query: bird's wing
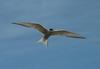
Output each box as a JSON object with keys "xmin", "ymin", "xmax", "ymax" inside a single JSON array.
[
  {"xmin": 51, "ymin": 30, "xmax": 86, "ymax": 39},
  {"xmin": 12, "ymin": 22, "xmax": 48, "ymax": 34}
]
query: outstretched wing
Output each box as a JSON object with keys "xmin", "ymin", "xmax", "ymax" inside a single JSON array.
[
  {"xmin": 12, "ymin": 22, "xmax": 48, "ymax": 34},
  {"xmin": 51, "ymin": 30, "xmax": 86, "ymax": 39}
]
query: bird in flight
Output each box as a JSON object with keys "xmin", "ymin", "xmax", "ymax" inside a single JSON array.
[{"xmin": 12, "ymin": 22, "xmax": 86, "ymax": 47}]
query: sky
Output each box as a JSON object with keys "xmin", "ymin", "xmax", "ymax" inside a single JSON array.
[{"xmin": 0, "ymin": 0, "xmax": 100, "ymax": 69}]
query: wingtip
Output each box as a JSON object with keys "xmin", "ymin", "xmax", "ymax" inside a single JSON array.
[
  {"xmin": 12, "ymin": 22, "xmax": 16, "ymax": 24},
  {"xmin": 80, "ymin": 36, "xmax": 86, "ymax": 39},
  {"xmin": 12, "ymin": 22, "xmax": 20, "ymax": 25}
]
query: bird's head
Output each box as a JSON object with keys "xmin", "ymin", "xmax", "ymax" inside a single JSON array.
[{"xmin": 49, "ymin": 28, "xmax": 53, "ymax": 31}]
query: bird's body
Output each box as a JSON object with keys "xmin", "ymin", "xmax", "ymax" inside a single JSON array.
[{"xmin": 13, "ymin": 22, "xmax": 86, "ymax": 47}]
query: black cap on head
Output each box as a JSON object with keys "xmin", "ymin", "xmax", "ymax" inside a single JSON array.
[{"xmin": 49, "ymin": 28, "xmax": 53, "ymax": 31}]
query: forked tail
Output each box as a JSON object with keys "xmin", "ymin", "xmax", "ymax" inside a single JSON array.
[{"xmin": 37, "ymin": 37, "xmax": 48, "ymax": 47}]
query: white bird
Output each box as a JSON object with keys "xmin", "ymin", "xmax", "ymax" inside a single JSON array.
[{"xmin": 12, "ymin": 22, "xmax": 86, "ymax": 47}]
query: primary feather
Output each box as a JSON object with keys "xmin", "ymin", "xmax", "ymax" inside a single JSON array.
[
  {"xmin": 50, "ymin": 30, "xmax": 86, "ymax": 39},
  {"xmin": 12, "ymin": 22, "xmax": 48, "ymax": 35}
]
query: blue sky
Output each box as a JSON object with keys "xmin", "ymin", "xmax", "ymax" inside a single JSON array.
[{"xmin": 0, "ymin": 0, "xmax": 100, "ymax": 69}]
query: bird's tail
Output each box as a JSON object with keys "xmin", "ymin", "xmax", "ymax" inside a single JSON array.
[{"xmin": 37, "ymin": 37, "xmax": 48, "ymax": 47}]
